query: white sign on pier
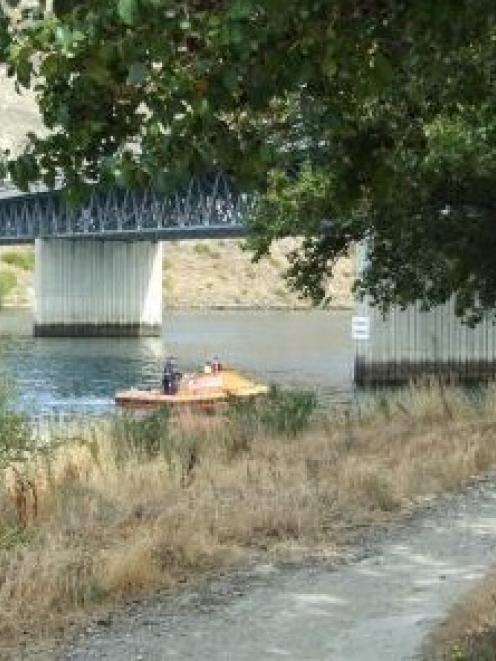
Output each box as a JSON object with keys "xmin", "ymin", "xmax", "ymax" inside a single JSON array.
[{"xmin": 352, "ymin": 316, "xmax": 370, "ymax": 341}]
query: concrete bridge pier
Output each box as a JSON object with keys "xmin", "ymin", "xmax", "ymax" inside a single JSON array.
[{"xmin": 34, "ymin": 239, "xmax": 162, "ymax": 337}]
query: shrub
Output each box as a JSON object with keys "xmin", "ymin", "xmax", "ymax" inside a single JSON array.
[
  {"xmin": 110, "ymin": 409, "xmax": 205, "ymax": 485},
  {"xmin": 227, "ymin": 385, "xmax": 318, "ymax": 451},
  {"xmin": 0, "ymin": 383, "xmax": 31, "ymax": 465},
  {"xmin": 0, "ymin": 270, "xmax": 17, "ymax": 307},
  {"xmin": 193, "ymin": 243, "xmax": 220, "ymax": 258},
  {"xmin": 110, "ymin": 409, "xmax": 172, "ymax": 461},
  {"xmin": 1, "ymin": 250, "xmax": 34, "ymax": 272},
  {"xmin": 259, "ymin": 386, "xmax": 318, "ymax": 437}
]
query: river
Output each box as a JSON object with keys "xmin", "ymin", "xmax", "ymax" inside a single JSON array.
[{"xmin": 0, "ymin": 308, "xmax": 353, "ymax": 416}]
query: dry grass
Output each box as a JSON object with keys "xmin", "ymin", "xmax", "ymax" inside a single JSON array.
[
  {"xmin": 2, "ymin": 385, "xmax": 496, "ymax": 650},
  {"xmin": 427, "ymin": 569, "xmax": 496, "ymax": 660}
]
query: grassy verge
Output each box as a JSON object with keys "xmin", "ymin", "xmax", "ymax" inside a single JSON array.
[
  {"xmin": 427, "ymin": 570, "xmax": 496, "ymax": 660},
  {"xmin": 0, "ymin": 250, "xmax": 34, "ymax": 272},
  {"xmin": 3, "ymin": 385, "xmax": 496, "ymax": 649}
]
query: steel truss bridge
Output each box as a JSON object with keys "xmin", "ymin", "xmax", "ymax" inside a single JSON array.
[{"xmin": 0, "ymin": 173, "xmax": 248, "ymax": 244}]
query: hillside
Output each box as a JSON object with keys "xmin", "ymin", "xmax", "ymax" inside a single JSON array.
[
  {"xmin": 0, "ymin": 67, "xmax": 43, "ymax": 154},
  {"xmin": 165, "ymin": 238, "xmax": 353, "ymax": 309}
]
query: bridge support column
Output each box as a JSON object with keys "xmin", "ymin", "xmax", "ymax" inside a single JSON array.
[{"xmin": 34, "ymin": 239, "xmax": 162, "ymax": 337}]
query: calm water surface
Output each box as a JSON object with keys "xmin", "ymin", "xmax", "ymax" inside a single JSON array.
[{"xmin": 0, "ymin": 309, "xmax": 353, "ymax": 416}]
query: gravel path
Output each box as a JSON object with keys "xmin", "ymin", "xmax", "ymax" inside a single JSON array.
[{"xmin": 62, "ymin": 479, "xmax": 496, "ymax": 661}]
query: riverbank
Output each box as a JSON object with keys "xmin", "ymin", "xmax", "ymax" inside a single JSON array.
[
  {"xmin": 64, "ymin": 472, "xmax": 496, "ymax": 661},
  {"xmin": 0, "ymin": 242, "xmax": 354, "ymax": 311},
  {"xmin": 426, "ymin": 568, "xmax": 496, "ymax": 659},
  {"xmin": 3, "ymin": 385, "xmax": 496, "ymax": 656}
]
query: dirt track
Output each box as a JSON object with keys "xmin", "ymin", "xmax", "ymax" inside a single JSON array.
[{"xmin": 61, "ymin": 477, "xmax": 496, "ymax": 661}]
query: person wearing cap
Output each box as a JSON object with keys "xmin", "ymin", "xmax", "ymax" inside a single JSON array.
[{"xmin": 162, "ymin": 358, "xmax": 182, "ymax": 395}]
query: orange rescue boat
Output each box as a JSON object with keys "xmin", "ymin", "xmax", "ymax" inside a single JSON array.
[{"xmin": 115, "ymin": 368, "xmax": 269, "ymax": 411}]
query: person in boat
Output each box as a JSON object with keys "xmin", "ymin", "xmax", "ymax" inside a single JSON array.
[
  {"xmin": 162, "ymin": 357, "xmax": 182, "ymax": 395},
  {"xmin": 204, "ymin": 357, "xmax": 222, "ymax": 374}
]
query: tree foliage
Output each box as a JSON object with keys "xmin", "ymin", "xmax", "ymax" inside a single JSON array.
[{"xmin": 2, "ymin": 0, "xmax": 496, "ymax": 320}]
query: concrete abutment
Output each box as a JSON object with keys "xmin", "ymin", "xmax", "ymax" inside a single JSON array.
[{"xmin": 34, "ymin": 239, "xmax": 162, "ymax": 337}]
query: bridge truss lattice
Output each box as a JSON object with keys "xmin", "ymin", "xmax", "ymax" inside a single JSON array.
[{"xmin": 0, "ymin": 173, "xmax": 249, "ymax": 244}]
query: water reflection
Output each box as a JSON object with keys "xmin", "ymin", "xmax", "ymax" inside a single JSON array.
[{"xmin": 0, "ymin": 309, "xmax": 353, "ymax": 416}]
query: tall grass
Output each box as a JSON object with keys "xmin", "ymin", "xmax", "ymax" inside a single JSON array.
[{"xmin": 3, "ymin": 385, "xmax": 496, "ymax": 649}]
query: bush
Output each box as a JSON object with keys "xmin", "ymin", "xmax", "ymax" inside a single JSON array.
[
  {"xmin": 0, "ymin": 383, "xmax": 31, "ymax": 465},
  {"xmin": 227, "ymin": 385, "xmax": 318, "ymax": 452},
  {"xmin": 193, "ymin": 243, "xmax": 220, "ymax": 258},
  {"xmin": 261, "ymin": 386, "xmax": 318, "ymax": 437},
  {"xmin": 1, "ymin": 250, "xmax": 34, "ymax": 272},
  {"xmin": 111, "ymin": 409, "xmax": 172, "ymax": 461},
  {"xmin": 110, "ymin": 409, "xmax": 204, "ymax": 485},
  {"xmin": 0, "ymin": 270, "xmax": 17, "ymax": 307},
  {"xmin": 0, "ymin": 412, "xmax": 31, "ymax": 460}
]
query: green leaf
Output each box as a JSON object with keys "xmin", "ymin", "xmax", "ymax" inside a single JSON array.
[
  {"xmin": 230, "ymin": 0, "xmax": 252, "ymax": 21},
  {"xmin": 371, "ymin": 52, "xmax": 393, "ymax": 88},
  {"xmin": 118, "ymin": 0, "xmax": 138, "ymax": 26},
  {"xmin": 55, "ymin": 25, "xmax": 73, "ymax": 51},
  {"xmin": 127, "ymin": 61, "xmax": 147, "ymax": 85}
]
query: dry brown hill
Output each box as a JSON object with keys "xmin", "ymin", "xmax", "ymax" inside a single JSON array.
[
  {"xmin": 0, "ymin": 66, "xmax": 43, "ymax": 154},
  {"xmin": 164, "ymin": 238, "xmax": 353, "ymax": 309}
]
